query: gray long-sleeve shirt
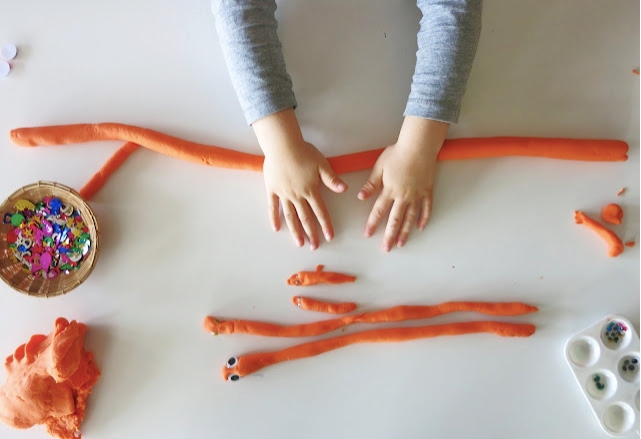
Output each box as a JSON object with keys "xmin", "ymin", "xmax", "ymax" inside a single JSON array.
[{"xmin": 212, "ymin": 0, "xmax": 482, "ymax": 125}]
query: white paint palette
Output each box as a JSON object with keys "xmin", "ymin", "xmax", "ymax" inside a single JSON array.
[{"xmin": 565, "ymin": 315, "xmax": 640, "ymax": 436}]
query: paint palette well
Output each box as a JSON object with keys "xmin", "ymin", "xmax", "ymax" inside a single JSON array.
[{"xmin": 565, "ymin": 315, "xmax": 640, "ymax": 436}]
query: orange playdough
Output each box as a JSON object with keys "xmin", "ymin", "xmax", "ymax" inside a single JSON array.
[
  {"xmin": 575, "ymin": 211, "xmax": 624, "ymax": 257},
  {"xmin": 204, "ymin": 301, "xmax": 538, "ymax": 338},
  {"xmin": 221, "ymin": 321, "xmax": 536, "ymax": 380},
  {"xmin": 9, "ymin": 123, "xmax": 629, "ymax": 200},
  {"xmin": 0, "ymin": 318, "xmax": 100, "ymax": 439},
  {"xmin": 293, "ymin": 296, "xmax": 357, "ymax": 314},
  {"xmin": 9, "ymin": 125, "xmax": 628, "ymax": 171},
  {"xmin": 286, "ymin": 265, "xmax": 356, "ymax": 286},
  {"xmin": 601, "ymin": 203, "xmax": 623, "ymax": 225},
  {"xmin": 79, "ymin": 141, "xmax": 139, "ymax": 200}
]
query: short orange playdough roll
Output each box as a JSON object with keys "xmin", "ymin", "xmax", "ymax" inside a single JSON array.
[{"xmin": 575, "ymin": 211, "xmax": 624, "ymax": 257}]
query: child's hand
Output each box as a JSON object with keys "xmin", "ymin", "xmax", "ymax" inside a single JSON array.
[
  {"xmin": 253, "ymin": 109, "xmax": 348, "ymax": 249},
  {"xmin": 357, "ymin": 117, "xmax": 449, "ymax": 251}
]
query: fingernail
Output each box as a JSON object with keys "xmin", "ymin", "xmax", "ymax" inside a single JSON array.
[
  {"xmin": 397, "ymin": 240, "xmax": 405, "ymax": 248},
  {"xmin": 325, "ymin": 233, "xmax": 332, "ymax": 241},
  {"xmin": 383, "ymin": 244, "xmax": 391, "ymax": 252},
  {"xmin": 364, "ymin": 230, "xmax": 371, "ymax": 238},
  {"xmin": 310, "ymin": 242, "xmax": 318, "ymax": 250},
  {"xmin": 294, "ymin": 238, "xmax": 303, "ymax": 247},
  {"xmin": 357, "ymin": 191, "xmax": 365, "ymax": 199},
  {"xmin": 337, "ymin": 182, "xmax": 347, "ymax": 191}
]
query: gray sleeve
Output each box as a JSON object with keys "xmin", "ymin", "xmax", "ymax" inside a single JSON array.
[
  {"xmin": 211, "ymin": 0, "xmax": 297, "ymax": 125},
  {"xmin": 404, "ymin": 0, "xmax": 482, "ymax": 123}
]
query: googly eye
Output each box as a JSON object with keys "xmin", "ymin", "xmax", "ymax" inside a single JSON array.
[
  {"xmin": 295, "ymin": 297, "xmax": 302, "ymax": 307},
  {"xmin": 295, "ymin": 279, "xmax": 301, "ymax": 285},
  {"xmin": 226, "ymin": 357, "xmax": 238, "ymax": 368},
  {"xmin": 228, "ymin": 374, "xmax": 240, "ymax": 382}
]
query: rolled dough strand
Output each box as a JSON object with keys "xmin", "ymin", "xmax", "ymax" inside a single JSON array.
[
  {"xmin": 222, "ymin": 321, "xmax": 536, "ymax": 380},
  {"xmin": 286, "ymin": 264, "xmax": 356, "ymax": 286},
  {"xmin": 292, "ymin": 296, "xmax": 357, "ymax": 314},
  {"xmin": 601, "ymin": 203, "xmax": 623, "ymax": 225},
  {"xmin": 11, "ymin": 123, "xmax": 264, "ymax": 171},
  {"xmin": 10, "ymin": 124, "xmax": 628, "ymax": 176},
  {"xmin": 79, "ymin": 142, "xmax": 140, "ymax": 200},
  {"xmin": 575, "ymin": 211, "xmax": 624, "ymax": 257},
  {"xmin": 203, "ymin": 301, "xmax": 538, "ymax": 337}
]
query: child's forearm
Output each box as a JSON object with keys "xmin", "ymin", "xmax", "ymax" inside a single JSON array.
[
  {"xmin": 252, "ymin": 108, "xmax": 304, "ymax": 155},
  {"xmin": 397, "ymin": 116, "xmax": 449, "ymax": 155},
  {"xmin": 212, "ymin": 0, "xmax": 297, "ymax": 125},
  {"xmin": 405, "ymin": 0, "xmax": 482, "ymax": 123}
]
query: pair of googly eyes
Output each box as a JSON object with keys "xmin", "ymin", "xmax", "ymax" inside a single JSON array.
[{"xmin": 226, "ymin": 357, "xmax": 240, "ymax": 381}]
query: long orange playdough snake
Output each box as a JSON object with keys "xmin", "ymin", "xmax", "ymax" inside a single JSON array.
[
  {"xmin": 9, "ymin": 123, "xmax": 628, "ymax": 199},
  {"xmin": 221, "ymin": 321, "xmax": 536, "ymax": 380},
  {"xmin": 203, "ymin": 301, "xmax": 538, "ymax": 337}
]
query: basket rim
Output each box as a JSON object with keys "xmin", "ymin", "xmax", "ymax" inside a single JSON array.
[{"xmin": 0, "ymin": 181, "xmax": 101, "ymax": 297}]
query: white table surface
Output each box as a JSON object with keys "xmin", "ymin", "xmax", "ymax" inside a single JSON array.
[{"xmin": 0, "ymin": 1, "xmax": 639, "ymax": 438}]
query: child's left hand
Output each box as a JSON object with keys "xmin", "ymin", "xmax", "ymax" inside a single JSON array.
[{"xmin": 357, "ymin": 116, "xmax": 449, "ymax": 251}]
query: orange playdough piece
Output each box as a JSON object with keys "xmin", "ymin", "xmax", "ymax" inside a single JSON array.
[
  {"xmin": 625, "ymin": 241, "xmax": 635, "ymax": 247},
  {"xmin": 79, "ymin": 141, "xmax": 140, "ymax": 199},
  {"xmin": 575, "ymin": 211, "xmax": 624, "ymax": 257},
  {"xmin": 9, "ymin": 124, "xmax": 628, "ymax": 178},
  {"xmin": 601, "ymin": 203, "xmax": 623, "ymax": 225},
  {"xmin": 221, "ymin": 321, "xmax": 536, "ymax": 380},
  {"xmin": 292, "ymin": 296, "xmax": 357, "ymax": 314},
  {"xmin": 0, "ymin": 318, "xmax": 100, "ymax": 439},
  {"xmin": 617, "ymin": 187, "xmax": 626, "ymax": 196},
  {"xmin": 286, "ymin": 265, "xmax": 356, "ymax": 286},
  {"xmin": 204, "ymin": 301, "xmax": 538, "ymax": 337}
]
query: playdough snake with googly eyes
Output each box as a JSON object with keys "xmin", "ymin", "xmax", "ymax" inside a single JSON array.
[
  {"xmin": 8, "ymin": 123, "xmax": 628, "ymax": 200},
  {"xmin": 221, "ymin": 321, "xmax": 536, "ymax": 380}
]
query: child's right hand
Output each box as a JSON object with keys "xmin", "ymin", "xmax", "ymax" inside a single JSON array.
[{"xmin": 253, "ymin": 109, "xmax": 348, "ymax": 249}]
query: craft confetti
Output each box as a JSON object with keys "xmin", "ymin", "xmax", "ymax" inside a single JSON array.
[{"xmin": 3, "ymin": 196, "xmax": 91, "ymax": 279}]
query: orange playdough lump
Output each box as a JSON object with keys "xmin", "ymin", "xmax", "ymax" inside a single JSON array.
[
  {"xmin": 601, "ymin": 203, "xmax": 623, "ymax": 225},
  {"xmin": 0, "ymin": 318, "xmax": 100, "ymax": 439}
]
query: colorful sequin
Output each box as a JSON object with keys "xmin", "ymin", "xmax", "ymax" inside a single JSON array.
[{"xmin": 3, "ymin": 197, "xmax": 91, "ymax": 279}]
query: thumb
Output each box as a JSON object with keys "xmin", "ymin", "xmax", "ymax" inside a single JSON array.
[
  {"xmin": 319, "ymin": 164, "xmax": 348, "ymax": 193},
  {"xmin": 358, "ymin": 167, "xmax": 382, "ymax": 200}
]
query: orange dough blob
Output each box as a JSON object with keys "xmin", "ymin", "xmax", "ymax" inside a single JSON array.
[
  {"xmin": 0, "ymin": 318, "xmax": 100, "ymax": 439},
  {"xmin": 601, "ymin": 203, "xmax": 623, "ymax": 225}
]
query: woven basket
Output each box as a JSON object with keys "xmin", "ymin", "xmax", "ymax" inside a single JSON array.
[{"xmin": 0, "ymin": 181, "xmax": 100, "ymax": 297}]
